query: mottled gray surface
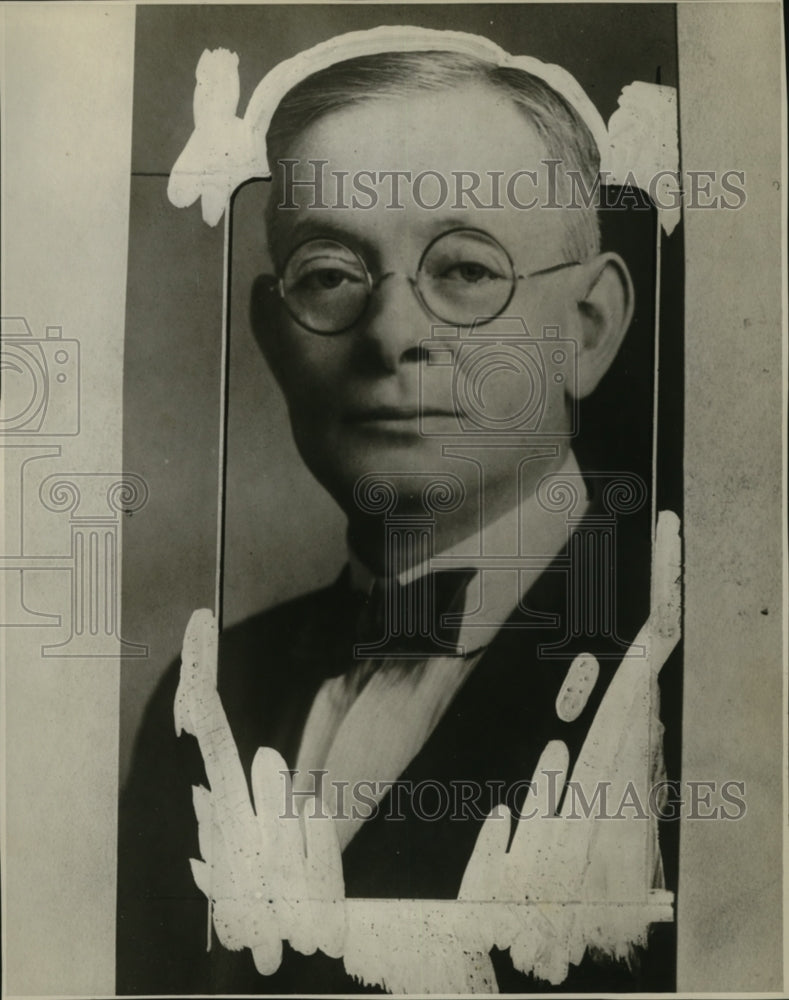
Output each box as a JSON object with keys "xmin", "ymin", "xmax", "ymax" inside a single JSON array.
[{"xmin": 677, "ymin": 3, "xmax": 784, "ymax": 991}]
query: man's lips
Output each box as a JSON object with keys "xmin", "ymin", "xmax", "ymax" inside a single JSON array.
[{"xmin": 342, "ymin": 405, "xmax": 458, "ymax": 423}]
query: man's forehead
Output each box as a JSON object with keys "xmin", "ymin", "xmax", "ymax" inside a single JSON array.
[
  {"xmin": 282, "ymin": 83, "xmax": 550, "ymax": 177},
  {"xmin": 264, "ymin": 84, "xmax": 572, "ymax": 261},
  {"xmin": 268, "ymin": 207, "xmax": 569, "ymax": 274}
]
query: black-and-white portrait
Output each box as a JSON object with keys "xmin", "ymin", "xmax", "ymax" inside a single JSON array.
[
  {"xmin": 1, "ymin": 3, "xmax": 784, "ymax": 998},
  {"xmin": 117, "ymin": 6, "xmax": 686, "ymax": 993}
]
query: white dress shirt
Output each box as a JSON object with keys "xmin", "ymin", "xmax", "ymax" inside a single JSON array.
[{"xmin": 294, "ymin": 451, "xmax": 587, "ymax": 849}]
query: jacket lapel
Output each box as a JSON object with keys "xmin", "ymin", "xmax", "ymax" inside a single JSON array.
[{"xmin": 341, "ymin": 499, "xmax": 652, "ymax": 898}]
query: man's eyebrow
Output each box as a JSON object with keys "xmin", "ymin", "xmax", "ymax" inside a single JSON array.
[
  {"xmin": 267, "ymin": 214, "xmax": 373, "ymax": 271},
  {"xmin": 424, "ymin": 213, "xmax": 502, "ymax": 237},
  {"xmin": 279, "ymin": 215, "xmax": 368, "ymax": 249},
  {"xmin": 270, "ymin": 212, "xmax": 511, "ymax": 268}
]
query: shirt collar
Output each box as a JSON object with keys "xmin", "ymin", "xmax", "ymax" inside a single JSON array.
[{"xmin": 347, "ymin": 450, "xmax": 587, "ymax": 655}]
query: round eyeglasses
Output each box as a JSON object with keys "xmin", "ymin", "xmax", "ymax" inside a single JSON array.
[{"xmin": 272, "ymin": 228, "xmax": 580, "ymax": 335}]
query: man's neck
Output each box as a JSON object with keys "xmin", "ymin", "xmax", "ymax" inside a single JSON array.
[{"xmin": 347, "ymin": 447, "xmax": 578, "ymax": 581}]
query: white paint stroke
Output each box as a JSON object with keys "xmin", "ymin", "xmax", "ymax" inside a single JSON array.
[
  {"xmin": 174, "ymin": 510, "xmax": 681, "ymax": 992},
  {"xmin": 167, "ymin": 35, "xmax": 679, "ymax": 233}
]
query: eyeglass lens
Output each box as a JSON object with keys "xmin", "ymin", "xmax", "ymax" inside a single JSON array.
[{"xmin": 280, "ymin": 229, "xmax": 516, "ymax": 333}]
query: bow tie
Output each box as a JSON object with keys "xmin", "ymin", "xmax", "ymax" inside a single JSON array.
[{"xmin": 354, "ymin": 568, "xmax": 476, "ymax": 659}]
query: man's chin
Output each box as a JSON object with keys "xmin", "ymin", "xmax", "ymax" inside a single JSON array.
[{"xmin": 312, "ymin": 441, "xmax": 468, "ymax": 511}]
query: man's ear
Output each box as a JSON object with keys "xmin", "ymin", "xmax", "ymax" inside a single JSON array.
[
  {"xmin": 570, "ymin": 252, "xmax": 634, "ymax": 399},
  {"xmin": 250, "ymin": 273, "xmax": 284, "ymax": 383}
]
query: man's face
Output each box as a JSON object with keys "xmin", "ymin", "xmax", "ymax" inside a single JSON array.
[{"xmin": 261, "ymin": 84, "xmax": 587, "ymax": 516}]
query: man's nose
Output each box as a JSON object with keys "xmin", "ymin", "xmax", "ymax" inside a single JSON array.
[{"xmin": 354, "ymin": 273, "xmax": 430, "ymax": 372}]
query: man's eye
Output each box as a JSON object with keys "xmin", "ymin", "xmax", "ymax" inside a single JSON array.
[
  {"xmin": 444, "ymin": 262, "xmax": 499, "ymax": 283},
  {"xmin": 301, "ymin": 268, "xmax": 360, "ymax": 291}
]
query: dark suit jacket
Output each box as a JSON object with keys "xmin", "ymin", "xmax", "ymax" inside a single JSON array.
[{"xmin": 116, "ymin": 499, "xmax": 680, "ymax": 994}]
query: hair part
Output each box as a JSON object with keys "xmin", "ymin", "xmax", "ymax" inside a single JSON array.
[{"xmin": 264, "ymin": 50, "xmax": 601, "ymax": 262}]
